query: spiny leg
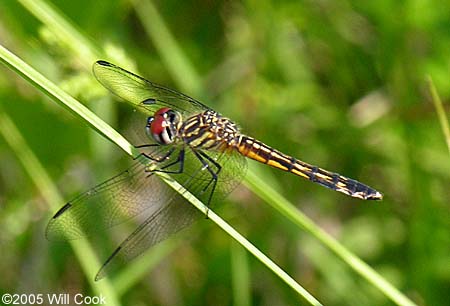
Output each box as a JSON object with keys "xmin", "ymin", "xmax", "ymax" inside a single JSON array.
[
  {"xmin": 134, "ymin": 143, "xmax": 176, "ymax": 163},
  {"xmin": 192, "ymin": 150, "xmax": 221, "ymax": 213},
  {"xmin": 133, "ymin": 143, "xmax": 185, "ymax": 175},
  {"xmin": 141, "ymin": 148, "xmax": 185, "ymax": 177},
  {"xmin": 154, "ymin": 149, "xmax": 185, "ymax": 174},
  {"xmin": 198, "ymin": 150, "xmax": 222, "ymax": 193}
]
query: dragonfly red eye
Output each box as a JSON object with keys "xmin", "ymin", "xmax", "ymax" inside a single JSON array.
[
  {"xmin": 149, "ymin": 114, "xmax": 166, "ymax": 135},
  {"xmin": 147, "ymin": 107, "xmax": 177, "ymax": 145}
]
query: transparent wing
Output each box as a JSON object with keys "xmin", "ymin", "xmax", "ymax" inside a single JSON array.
[
  {"xmin": 47, "ymin": 145, "xmax": 247, "ymax": 278},
  {"xmin": 46, "ymin": 150, "xmax": 174, "ymax": 241},
  {"xmin": 93, "ymin": 60, "xmax": 209, "ymax": 116},
  {"xmin": 94, "ymin": 148, "xmax": 247, "ymax": 279}
]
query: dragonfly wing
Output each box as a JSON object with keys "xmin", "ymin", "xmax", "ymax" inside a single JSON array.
[
  {"xmin": 93, "ymin": 61, "xmax": 208, "ymax": 115},
  {"xmin": 46, "ymin": 148, "xmax": 177, "ymax": 241},
  {"xmin": 93, "ymin": 148, "xmax": 247, "ymax": 279}
]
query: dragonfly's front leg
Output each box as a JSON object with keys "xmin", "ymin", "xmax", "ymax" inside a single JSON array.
[
  {"xmin": 134, "ymin": 143, "xmax": 175, "ymax": 163},
  {"xmin": 142, "ymin": 148, "xmax": 185, "ymax": 176},
  {"xmin": 154, "ymin": 149, "xmax": 185, "ymax": 174}
]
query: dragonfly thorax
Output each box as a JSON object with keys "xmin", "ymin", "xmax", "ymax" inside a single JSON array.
[
  {"xmin": 146, "ymin": 107, "xmax": 182, "ymax": 145},
  {"xmin": 180, "ymin": 110, "xmax": 240, "ymax": 151}
]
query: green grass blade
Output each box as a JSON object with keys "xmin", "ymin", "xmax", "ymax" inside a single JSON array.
[{"xmin": 427, "ymin": 76, "xmax": 450, "ymax": 154}]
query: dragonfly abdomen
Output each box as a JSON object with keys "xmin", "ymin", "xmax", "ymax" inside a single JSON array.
[{"xmin": 236, "ymin": 136, "xmax": 382, "ymax": 200}]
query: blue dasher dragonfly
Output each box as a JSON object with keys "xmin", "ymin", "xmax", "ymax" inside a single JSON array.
[{"xmin": 47, "ymin": 60, "xmax": 383, "ymax": 280}]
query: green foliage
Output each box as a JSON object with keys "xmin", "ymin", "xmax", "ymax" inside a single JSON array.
[{"xmin": 0, "ymin": 0, "xmax": 449, "ymax": 305}]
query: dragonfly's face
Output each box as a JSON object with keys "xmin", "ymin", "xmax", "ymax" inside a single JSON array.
[{"xmin": 146, "ymin": 107, "xmax": 182, "ymax": 145}]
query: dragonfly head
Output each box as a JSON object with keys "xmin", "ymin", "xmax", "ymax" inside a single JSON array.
[{"xmin": 146, "ymin": 107, "xmax": 182, "ymax": 145}]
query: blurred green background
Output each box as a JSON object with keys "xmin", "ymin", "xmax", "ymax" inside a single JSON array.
[{"xmin": 0, "ymin": 0, "xmax": 449, "ymax": 305}]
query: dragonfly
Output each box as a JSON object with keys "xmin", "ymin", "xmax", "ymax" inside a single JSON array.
[{"xmin": 47, "ymin": 60, "xmax": 383, "ymax": 280}]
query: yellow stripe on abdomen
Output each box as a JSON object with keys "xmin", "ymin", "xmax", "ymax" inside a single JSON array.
[{"xmin": 235, "ymin": 135, "xmax": 383, "ymax": 200}]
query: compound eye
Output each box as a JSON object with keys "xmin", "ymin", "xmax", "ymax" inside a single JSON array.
[
  {"xmin": 146, "ymin": 108, "xmax": 180, "ymax": 145},
  {"xmin": 148, "ymin": 114, "xmax": 174, "ymax": 144}
]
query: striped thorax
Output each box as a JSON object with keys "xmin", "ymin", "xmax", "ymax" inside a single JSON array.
[{"xmin": 179, "ymin": 110, "xmax": 240, "ymax": 151}]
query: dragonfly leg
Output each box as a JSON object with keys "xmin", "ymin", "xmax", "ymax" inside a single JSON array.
[
  {"xmin": 134, "ymin": 145, "xmax": 176, "ymax": 163},
  {"xmin": 192, "ymin": 150, "xmax": 222, "ymax": 215},
  {"xmin": 133, "ymin": 144, "xmax": 158, "ymax": 160},
  {"xmin": 134, "ymin": 143, "xmax": 159, "ymax": 148},
  {"xmin": 152, "ymin": 149, "xmax": 185, "ymax": 174}
]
